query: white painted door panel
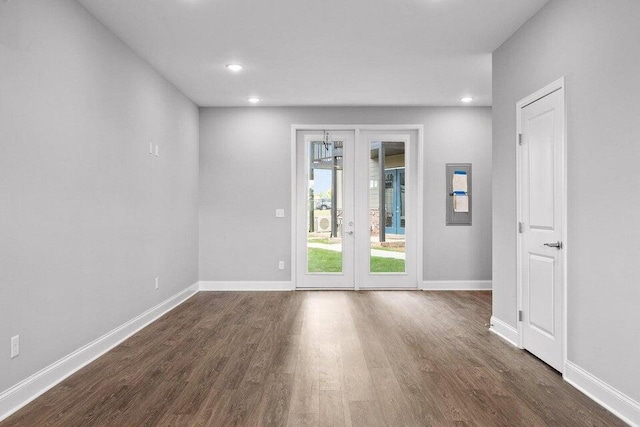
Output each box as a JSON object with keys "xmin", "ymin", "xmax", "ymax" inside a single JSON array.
[{"xmin": 520, "ymin": 88, "xmax": 564, "ymax": 371}]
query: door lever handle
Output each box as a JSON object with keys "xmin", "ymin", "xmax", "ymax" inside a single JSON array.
[
  {"xmin": 543, "ymin": 241, "xmax": 562, "ymax": 249},
  {"xmin": 346, "ymin": 231, "xmax": 354, "ymax": 235}
]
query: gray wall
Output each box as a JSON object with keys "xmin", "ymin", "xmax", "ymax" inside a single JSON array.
[
  {"xmin": 493, "ymin": 0, "xmax": 640, "ymax": 401},
  {"xmin": 0, "ymin": 0, "xmax": 199, "ymax": 392},
  {"xmin": 199, "ymin": 107, "xmax": 492, "ymax": 282}
]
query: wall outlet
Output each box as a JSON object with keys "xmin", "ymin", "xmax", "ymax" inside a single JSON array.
[
  {"xmin": 278, "ymin": 261, "xmax": 285, "ymax": 270},
  {"xmin": 11, "ymin": 335, "xmax": 19, "ymax": 359},
  {"xmin": 275, "ymin": 209, "xmax": 285, "ymax": 218},
  {"xmin": 155, "ymin": 277, "xmax": 159, "ymax": 290}
]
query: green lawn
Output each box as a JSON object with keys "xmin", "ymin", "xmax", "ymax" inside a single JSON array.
[
  {"xmin": 307, "ymin": 248, "xmax": 405, "ymax": 273},
  {"xmin": 369, "ymin": 256, "xmax": 406, "ymax": 273}
]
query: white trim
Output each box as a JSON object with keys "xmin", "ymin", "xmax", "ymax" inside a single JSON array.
[
  {"xmin": 292, "ymin": 124, "xmax": 425, "ymax": 131},
  {"xmin": 489, "ymin": 316, "xmax": 519, "ymax": 347},
  {"xmin": 560, "ymin": 78, "xmax": 569, "ymax": 377},
  {"xmin": 515, "ymin": 77, "xmax": 567, "ymax": 370},
  {"xmin": 354, "ymin": 128, "xmax": 361, "ymax": 291},
  {"xmin": 516, "ymin": 77, "xmax": 565, "ymax": 109},
  {"xmin": 564, "ymin": 361, "xmax": 640, "ymax": 426},
  {"xmin": 290, "ymin": 125, "xmax": 298, "ymax": 291},
  {"xmin": 198, "ymin": 281, "xmax": 293, "ymax": 291},
  {"xmin": 290, "ymin": 124, "xmax": 424, "ymax": 291},
  {"xmin": 422, "ymin": 280, "xmax": 492, "ymax": 291},
  {"xmin": 416, "ymin": 126, "xmax": 424, "ymax": 289},
  {"xmin": 0, "ymin": 282, "xmax": 199, "ymax": 422}
]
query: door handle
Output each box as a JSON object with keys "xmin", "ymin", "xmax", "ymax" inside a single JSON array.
[
  {"xmin": 346, "ymin": 231, "xmax": 354, "ymax": 235},
  {"xmin": 543, "ymin": 241, "xmax": 562, "ymax": 249}
]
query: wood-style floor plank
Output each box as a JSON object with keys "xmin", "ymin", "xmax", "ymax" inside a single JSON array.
[{"xmin": 1, "ymin": 291, "xmax": 625, "ymax": 427}]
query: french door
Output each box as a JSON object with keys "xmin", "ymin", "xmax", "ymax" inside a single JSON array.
[
  {"xmin": 296, "ymin": 130, "xmax": 355, "ymax": 288},
  {"xmin": 295, "ymin": 128, "xmax": 418, "ymax": 289}
]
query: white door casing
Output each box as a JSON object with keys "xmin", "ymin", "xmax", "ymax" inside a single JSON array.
[{"xmin": 518, "ymin": 81, "xmax": 566, "ymax": 372}]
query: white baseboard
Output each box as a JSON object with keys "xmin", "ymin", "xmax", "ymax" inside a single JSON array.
[
  {"xmin": 422, "ymin": 280, "xmax": 492, "ymax": 291},
  {"xmin": 564, "ymin": 361, "xmax": 640, "ymax": 426},
  {"xmin": 489, "ymin": 316, "xmax": 519, "ymax": 347},
  {"xmin": 0, "ymin": 282, "xmax": 199, "ymax": 422},
  {"xmin": 198, "ymin": 281, "xmax": 294, "ymax": 291}
]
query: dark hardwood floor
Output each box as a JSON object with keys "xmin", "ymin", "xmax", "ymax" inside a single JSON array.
[{"xmin": 2, "ymin": 291, "xmax": 624, "ymax": 426}]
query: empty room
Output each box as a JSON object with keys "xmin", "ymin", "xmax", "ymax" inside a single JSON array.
[{"xmin": 1, "ymin": 0, "xmax": 639, "ymax": 425}]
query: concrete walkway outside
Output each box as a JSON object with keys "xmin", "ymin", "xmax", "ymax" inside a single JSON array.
[{"xmin": 307, "ymin": 242, "xmax": 405, "ymax": 260}]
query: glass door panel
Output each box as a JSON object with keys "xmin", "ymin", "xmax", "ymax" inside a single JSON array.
[
  {"xmin": 368, "ymin": 142, "xmax": 406, "ymax": 274},
  {"xmin": 306, "ymin": 138, "xmax": 344, "ymax": 273}
]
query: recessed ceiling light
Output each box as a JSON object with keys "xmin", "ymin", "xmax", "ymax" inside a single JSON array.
[
  {"xmin": 226, "ymin": 64, "xmax": 244, "ymax": 72},
  {"xmin": 460, "ymin": 97, "xmax": 474, "ymax": 103},
  {"xmin": 247, "ymin": 97, "xmax": 260, "ymax": 103}
]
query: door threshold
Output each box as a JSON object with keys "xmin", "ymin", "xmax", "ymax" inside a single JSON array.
[{"xmin": 294, "ymin": 287, "xmax": 419, "ymax": 291}]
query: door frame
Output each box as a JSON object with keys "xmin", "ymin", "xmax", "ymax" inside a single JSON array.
[
  {"xmin": 290, "ymin": 124, "xmax": 424, "ymax": 290},
  {"xmin": 515, "ymin": 77, "xmax": 567, "ymax": 372}
]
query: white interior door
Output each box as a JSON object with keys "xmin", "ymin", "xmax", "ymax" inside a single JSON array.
[
  {"xmin": 296, "ymin": 130, "xmax": 355, "ymax": 288},
  {"xmin": 519, "ymin": 88, "xmax": 565, "ymax": 371}
]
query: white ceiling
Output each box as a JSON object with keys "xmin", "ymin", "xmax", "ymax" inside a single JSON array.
[{"xmin": 78, "ymin": 0, "xmax": 549, "ymax": 107}]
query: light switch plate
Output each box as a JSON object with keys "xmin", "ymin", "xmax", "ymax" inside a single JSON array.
[
  {"xmin": 275, "ymin": 209, "xmax": 285, "ymax": 218},
  {"xmin": 11, "ymin": 335, "xmax": 19, "ymax": 359}
]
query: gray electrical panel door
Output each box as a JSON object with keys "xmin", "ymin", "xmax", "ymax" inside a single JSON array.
[{"xmin": 446, "ymin": 163, "xmax": 472, "ymax": 226}]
